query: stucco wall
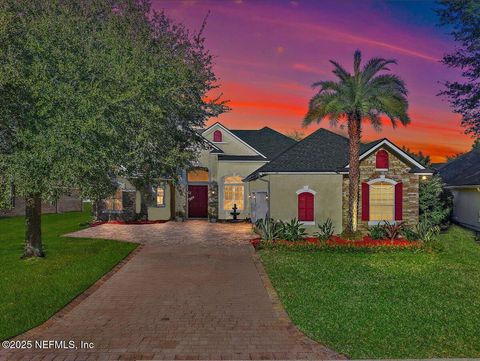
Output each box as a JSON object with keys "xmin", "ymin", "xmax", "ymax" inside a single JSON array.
[
  {"xmin": 266, "ymin": 174, "xmax": 344, "ymax": 234},
  {"xmin": 452, "ymin": 188, "xmax": 480, "ymax": 231},
  {"xmin": 342, "ymin": 147, "xmax": 421, "ymax": 233},
  {"xmin": 216, "ymin": 161, "xmax": 267, "ymax": 219}
]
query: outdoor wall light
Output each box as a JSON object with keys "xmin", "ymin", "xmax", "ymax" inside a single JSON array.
[{"xmin": 421, "ymin": 175, "xmax": 427, "ymax": 180}]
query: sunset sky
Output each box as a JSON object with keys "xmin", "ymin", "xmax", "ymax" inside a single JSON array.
[{"xmin": 156, "ymin": 0, "xmax": 474, "ymax": 162}]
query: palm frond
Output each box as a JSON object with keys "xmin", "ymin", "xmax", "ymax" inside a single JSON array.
[
  {"xmin": 329, "ymin": 60, "xmax": 351, "ymax": 82},
  {"xmin": 353, "ymin": 50, "xmax": 362, "ymax": 76},
  {"xmin": 362, "ymin": 57, "xmax": 397, "ymax": 83}
]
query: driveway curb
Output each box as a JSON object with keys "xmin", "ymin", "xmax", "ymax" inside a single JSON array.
[{"xmin": 249, "ymin": 245, "xmax": 348, "ymax": 360}]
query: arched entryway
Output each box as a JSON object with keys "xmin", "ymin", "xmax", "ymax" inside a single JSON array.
[{"xmin": 187, "ymin": 169, "xmax": 209, "ymax": 218}]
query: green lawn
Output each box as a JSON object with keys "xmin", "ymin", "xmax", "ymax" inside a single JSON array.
[
  {"xmin": 259, "ymin": 226, "xmax": 480, "ymax": 359},
  {"xmin": 0, "ymin": 205, "xmax": 137, "ymax": 340}
]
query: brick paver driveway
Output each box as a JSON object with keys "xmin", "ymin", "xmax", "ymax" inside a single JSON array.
[{"xmin": 2, "ymin": 221, "xmax": 344, "ymax": 360}]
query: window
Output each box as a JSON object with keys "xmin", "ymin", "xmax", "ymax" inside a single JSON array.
[
  {"xmin": 298, "ymin": 192, "xmax": 314, "ymax": 222},
  {"xmin": 105, "ymin": 189, "xmax": 123, "ymax": 211},
  {"xmin": 223, "ymin": 176, "xmax": 244, "ymax": 210},
  {"xmin": 376, "ymin": 150, "xmax": 389, "ymax": 169},
  {"xmin": 156, "ymin": 184, "xmax": 165, "ymax": 207},
  {"xmin": 369, "ymin": 182, "xmax": 394, "ymax": 221},
  {"xmin": 187, "ymin": 169, "xmax": 209, "ymax": 182},
  {"xmin": 213, "ymin": 130, "xmax": 222, "ymax": 142}
]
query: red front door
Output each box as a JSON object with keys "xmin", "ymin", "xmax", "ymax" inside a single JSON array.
[{"xmin": 188, "ymin": 185, "xmax": 208, "ymax": 218}]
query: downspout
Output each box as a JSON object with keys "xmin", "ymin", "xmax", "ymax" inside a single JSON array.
[{"xmin": 258, "ymin": 173, "xmax": 271, "ymax": 219}]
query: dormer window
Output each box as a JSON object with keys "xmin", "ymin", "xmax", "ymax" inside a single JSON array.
[
  {"xmin": 376, "ymin": 150, "xmax": 389, "ymax": 170},
  {"xmin": 213, "ymin": 130, "xmax": 222, "ymax": 142}
]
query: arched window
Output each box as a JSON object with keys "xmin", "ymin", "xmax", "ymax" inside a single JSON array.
[
  {"xmin": 298, "ymin": 192, "xmax": 314, "ymax": 222},
  {"xmin": 376, "ymin": 150, "xmax": 389, "ymax": 169},
  {"xmin": 213, "ymin": 130, "xmax": 222, "ymax": 142},
  {"xmin": 223, "ymin": 176, "xmax": 244, "ymax": 210},
  {"xmin": 187, "ymin": 169, "xmax": 209, "ymax": 182}
]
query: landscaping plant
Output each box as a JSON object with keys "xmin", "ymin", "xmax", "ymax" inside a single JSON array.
[
  {"xmin": 415, "ymin": 219, "xmax": 440, "ymax": 243},
  {"xmin": 368, "ymin": 224, "xmax": 387, "ymax": 240},
  {"xmin": 401, "ymin": 226, "xmax": 419, "ymax": 241},
  {"xmin": 315, "ymin": 218, "xmax": 335, "ymax": 241},
  {"xmin": 383, "ymin": 221, "xmax": 405, "ymax": 241},
  {"xmin": 419, "ymin": 174, "xmax": 453, "ymax": 228},
  {"xmin": 255, "ymin": 218, "xmax": 282, "ymax": 241},
  {"xmin": 279, "ymin": 218, "xmax": 307, "ymax": 242}
]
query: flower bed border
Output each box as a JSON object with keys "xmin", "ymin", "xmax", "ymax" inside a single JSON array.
[{"xmin": 250, "ymin": 235, "xmax": 421, "ymax": 250}]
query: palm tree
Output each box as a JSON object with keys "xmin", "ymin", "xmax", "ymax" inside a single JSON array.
[{"xmin": 303, "ymin": 50, "xmax": 410, "ymax": 233}]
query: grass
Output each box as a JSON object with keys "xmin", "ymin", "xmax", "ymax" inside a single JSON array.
[
  {"xmin": 258, "ymin": 226, "xmax": 480, "ymax": 359},
  {"xmin": 0, "ymin": 205, "xmax": 137, "ymax": 340}
]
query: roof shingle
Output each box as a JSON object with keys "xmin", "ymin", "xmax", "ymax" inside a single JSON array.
[{"xmin": 438, "ymin": 149, "xmax": 480, "ymax": 187}]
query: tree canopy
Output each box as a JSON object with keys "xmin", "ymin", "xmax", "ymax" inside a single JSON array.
[
  {"xmin": 0, "ymin": 0, "xmax": 225, "ymax": 256},
  {"xmin": 437, "ymin": 0, "xmax": 480, "ymax": 137}
]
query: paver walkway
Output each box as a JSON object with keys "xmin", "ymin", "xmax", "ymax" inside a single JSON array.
[{"xmin": 2, "ymin": 221, "xmax": 344, "ymax": 360}]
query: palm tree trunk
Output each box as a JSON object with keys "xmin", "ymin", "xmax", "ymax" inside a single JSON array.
[
  {"xmin": 23, "ymin": 193, "xmax": 44, "ymax": 258},
  {"xmin": 347, "ymin": 113, "xmax": 362, "ymax": 233}
]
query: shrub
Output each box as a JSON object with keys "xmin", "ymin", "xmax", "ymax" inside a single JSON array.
[
  {"xmin": 368, "ymin": 224, "xmax": 387, "ymax": 240},
  {"xmin": 315, "ymin": 218, "xmax": 335, "ymax": 241},
  {"xmin": 415, "ymin": 219, "xmax": 440, "ymax": 242},
  {"xmin": 401, "ymin": 226, "xmax": 419, "ymax": 241},
  {"xmin": 419, "ymin": 174, "xmax": 453, "ymax": 227},
  {"xmin": 279, "ymin": 218, "xmax": 307, "ymax": 242},
  {"xmin": 384, "ymin": 221, "xmax": 405, "ymax": 241},
  {"xmin": 255, "ymin": 218, "xmax": 282, "ymax": 241}
]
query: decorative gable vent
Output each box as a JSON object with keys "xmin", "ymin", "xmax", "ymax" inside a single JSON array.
[
  {"xmin": 213, "ymin": 130, "xmax": 222, "ymax": 142},
  {"xmin": 376, "ymin": 149, "xmax": 389, "ymax": 169}
]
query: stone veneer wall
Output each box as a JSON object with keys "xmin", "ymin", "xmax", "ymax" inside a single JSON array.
[
  {"xmin": 208, "ymin": 181, "xmax": 218, "ymax": 219},
  {"xmin": 342, "ymin": 147, "xmax": 420, "ymax": 233}
]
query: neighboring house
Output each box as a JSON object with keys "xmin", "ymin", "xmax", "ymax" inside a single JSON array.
[
  {"xmin": 0, "ymin": 186, "xmax": 83, "ymax": 217},
  {"xmin": 98, "ymin": 123, "xmax": 433, "ymax": 233},
  {"xmin": 438, "ymin": 149, "xmax": 480, "ymax": 231}
]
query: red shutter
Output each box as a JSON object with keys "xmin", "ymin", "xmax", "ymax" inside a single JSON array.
[
  {"xmin": 213, "ymin": 130, "xmax": 222, "ymax": 142},
  {"xmin": 376, "ymin": 150, "xmax": 389, "ymax": 169},
  {"xmin": 395, "ymin": 182, "xmax": 403, "ymax": 220},
  {"xmin": 361, "ymin": 182, "xmax": 370, "ymax": 221},
  {"xmin": 298, "ymin": 192, "xmax": 314, "ymax": 221}
]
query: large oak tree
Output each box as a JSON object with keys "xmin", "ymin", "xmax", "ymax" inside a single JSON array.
[{"xmin": 0, "ymin": 0, "xmax": 224, "ymax": 256}]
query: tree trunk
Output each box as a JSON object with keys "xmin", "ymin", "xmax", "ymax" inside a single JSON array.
[
  {"xmin": 23, "ymin": 194, "xmax": 44, "ymax": 258},
  {"xmin": 347, "ymin": 114, "xmax": 362, "ymax": 233},
  {"xmin": 137, "ymin": 183, "xmax": 152, "ymax": 221}
]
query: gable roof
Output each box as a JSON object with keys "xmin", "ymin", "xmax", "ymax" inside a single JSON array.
[
  {"xmin": 438, "ymin": 148, "xmax": 480, "ymax": 187},
  {"xmin": 201, "ymin": 122, "xmax": 268, "ymax": 158},
  {"xmin": 231, "ymin": 127, "xmax": 297, "ymax": 159},
  {"xmin": 244, "ymin": 128, "xmax": 431, "ymax": 181}
]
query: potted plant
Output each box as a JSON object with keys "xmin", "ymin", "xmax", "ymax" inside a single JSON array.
[{"xmin": 175, "ymin": 211, "xmax": 185, "ymax": 222}]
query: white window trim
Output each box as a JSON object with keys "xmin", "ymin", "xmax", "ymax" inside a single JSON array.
[
  {"xmin": 296, "ymin": 186, "xmax": 316, "ymax": 224},
  {"xmin": 295, "ymin": 185, "xmax": 317, "ymax": 195},
  {"xmin": 221, "ymin": 174, "xmax": 246, "ymax": 211},
  {"xmin": 300, "ymin": 221, "xmax": 316, "ymax": 226},
  {"xmin": 367, "ymin": 177, "xmax": 397, "ymax": 223},
  {"xmin": 155, "ymin": 184, "xmax": 166, "ymax": 208}
]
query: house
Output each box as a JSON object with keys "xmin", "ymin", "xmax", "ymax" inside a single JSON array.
[
  {"xmin": 438, "ymin": 149, "xmax": 480, "ymax": 231},
  {"xmin": 97, "ymin": 122, "xmax": 433, "ymax": 233},
  {"xmin": 0, "ymin": 188, "xmax": 83, "ymax": 217}
]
